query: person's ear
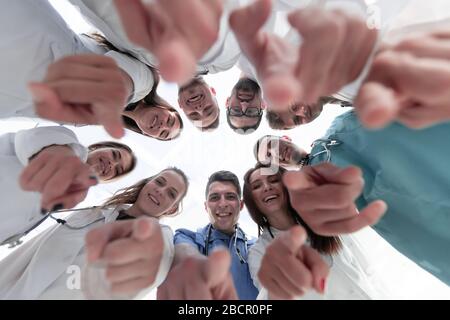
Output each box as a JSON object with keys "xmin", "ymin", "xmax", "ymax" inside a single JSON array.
[
  {"xmin": 204, "ymin": 201, "xmax": 208, "ymax": 212},
  {"xmin": 281, "ymin": 135, "xmax": 292, "ymax": 142},
  {"xmin": 210, "ymin": 87, "xmax": 217, "ymax": 96},
  {"xmin": 239, "ymin": 199, "xmax": 244, "ymax": 211},
  {"xmin": 226, "ymin": 97, "xmax": 231, "ymax": 108},
  {"xmin": 178, "ymin": 97, "xmax": 184, "ymax": 109},
  {"xmin": 261, "ymin": 100, "xmax": 267, "ymax": 110},
  {"xmin": 165, "ymin": 205, "xmax": 178, "ymax": 217}
]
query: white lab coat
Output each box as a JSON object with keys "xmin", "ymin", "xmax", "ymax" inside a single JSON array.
[
  {"xmin": 0, "ymin": 126, "xmax": 87, "ymax": 245},
  {"xmin": 0, "ymin": 204, "xmax": 174, "ymax": 300},
  {"xmin": 0, "ymin": 0, "xmax": 153, "ymax": 120},
  {"xmin": 72, "ymin": 0, "xmax": 392, "ymax": 79},
  {"xmin": 248, "ymin": 227, "xmax": 383, "ymax": 300},
  {"xmin": 68, "ymin": 0, "xmax": 249, "ymax": 75},
  {"xmin": 239, "ymin": 0, "xmax": 411, "ymax": 102}
]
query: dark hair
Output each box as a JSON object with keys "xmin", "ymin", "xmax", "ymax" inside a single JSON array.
[
  {"xmin": 243, "ymin": 163, "xmax": 342, "ymax": 255},
  {"xmin": 86, "ymin": 33, "xmax": 183, "ymax": 141},
  {"xmin": 266, "ymin": 110, "xmax": 287, "ymax": 130},
  {"xmin": 227, "ymin": 112, "xmax": 262, "ymax": 135},
  {"xmin": 205, "ymin": 170, "xmax": 241, "ymax": 199},
  {"xmin": 123, "ymin": 91, "xmax": 184, "ymax": 141},
  {"xmin": 88, "ymin": 141, "xmax": 137, "ymax": 179},
  {"xmin": 103, "ymin": 167, "xmax": 189, "ymax": 217},
  {"xmin": 266, "ymin": 96, "xmax": 348, "ymax": 130}
]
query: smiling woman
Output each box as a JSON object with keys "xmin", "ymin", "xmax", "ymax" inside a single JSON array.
[
  {"xmin": 87, "ymin": 141, "xmax": 136, "ymax": 182},
  {"xmin": 1, "ymin": 0, "xmax": 449, "ymax": 301},
  {"xmin": 123, "ymin": 70, "xmax": 184, "ymax": 141},
  {"xmin": 0, "ymin": 167, "xmax": 190, "ymax": 299}
]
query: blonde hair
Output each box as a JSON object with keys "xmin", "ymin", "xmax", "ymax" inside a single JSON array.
[{"xmin": 103, "ymin": 167, "xmax": 189, "ymax": 217}]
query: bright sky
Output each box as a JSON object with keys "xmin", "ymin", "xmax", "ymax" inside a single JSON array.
[{"xmin": 0, "ymin": 0, "xmax": 448, "ymax": 299}]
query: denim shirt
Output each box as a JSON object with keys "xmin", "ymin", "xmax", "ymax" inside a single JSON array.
[{"xmin": 174, "ymin": 224, "xmax": 259, "ymax": 300}]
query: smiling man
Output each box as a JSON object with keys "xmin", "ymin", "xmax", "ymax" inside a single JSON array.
[
  {"xmin": 158, "ymin": 171, "xmax": 258, "ymax": 300},
  {"xmin": 226, "ymin": 77, "xmax": 265, "ymax": 134},
  {"xmin": 178, "ymin": 77, "xmax": 220, "ymax": 131},
  {"xmin": 254, "ymin": 135, "xmax": 309, "ymax": 170}
]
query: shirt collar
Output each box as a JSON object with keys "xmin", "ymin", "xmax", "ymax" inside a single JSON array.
[{"xmin": 201, "ymin": 223, "xmax": 247, "ymax": 241}]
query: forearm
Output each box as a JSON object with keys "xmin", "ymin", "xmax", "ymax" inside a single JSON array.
[{"xmin": 14, "ymin": 126, "xmax": 87, "ymax": 166}]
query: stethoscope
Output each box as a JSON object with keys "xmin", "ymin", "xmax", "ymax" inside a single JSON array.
[
  {"xmin": 203, "ymin": 224, "xmax": 248, "ymax": 264},
  {"xmin": 308, "ymin": 139, "xmax": 342, "ymax": 164},
  {"xmin": 0, "ymin": 206, "xmax": 105, "ymax": 249}
]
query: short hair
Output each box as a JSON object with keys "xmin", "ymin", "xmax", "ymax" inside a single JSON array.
[
  {"xmin": 227, "ymin": 113, "xmax": 262, "ymax": 135},
  {"xmin": 266, "ymin": 96, "xmax": 345, "ymax": 130},
  {"xmin": 205, "ymin": 170, "xmax": 241, "ymax": 199},
  {"xmin": 266, "ymin": 111, "xmax": 287, "ymax": 130}
]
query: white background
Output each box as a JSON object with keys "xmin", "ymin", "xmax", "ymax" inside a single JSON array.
[{"xmin": 0, "ymin": 0, "xmax": 448, "ymax": 299}]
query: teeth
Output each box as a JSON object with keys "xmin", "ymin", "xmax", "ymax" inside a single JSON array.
[
  {"xmin": 151, "ymin": 115, "xmax": 158, "ymax": 128},
  {"xmin": 148, "ymin": 194, "xmax": 160, "ymax": 206},
  {"xmin": 188, "ymin": 94, "xmax": 202, "ymax": 103},
  {"xmin": 264, "ymin": 195, "xmax": 278, "ymax": 203},
  {"xmin": 216, "ymin": 212, "xmax": 231, "ymax": 217}
]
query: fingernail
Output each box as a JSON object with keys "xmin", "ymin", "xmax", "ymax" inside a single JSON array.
[
  {"xmin": 51, "ymin": 203, "xmax": 64, "ymax": 212},
  {"xmin": 89, "ymin": 175, "xmax": 99, "ymax": 183},
  {"xmin": 41, "ymin": 208, "xmax": 48, "ymax": 215},
  {"xmin": 320, "ymin": 278, "xmax": 326, "ymax": 294}
]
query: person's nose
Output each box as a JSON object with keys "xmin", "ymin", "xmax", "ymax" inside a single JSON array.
[
  {"xmin": 194, "ymin": 102, "xmax": 204, "ymax": 111},
  {"xmin": 240, "ymin": 101, "xmax": 250, "ymax": 110},
  {"xmin": 262, "ymin": 181, "xmax": 273, "ymax": 192},
  {"xmin": 218, "ymin": 196, "xmax": 229, "ymax": 208}
]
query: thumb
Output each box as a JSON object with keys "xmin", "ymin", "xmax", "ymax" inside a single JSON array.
[
  {"xmin": 114, "ymin": 0, "xmax": 153, "ymax": 50},
  {"xmin": 355, "ymin": 81, "xmax": 400, "ymax": 129},
  {"xmin": 156, "ymin": 40, "xmax": 196, "ymax": 84},
  {"xmin": 28, "ymin": 82, "xmax": 64, "ymax": 118},
  {"xmin": 204, "ymin": 249, "xmax": 232, "ymax": 287},
  {"xmin": 93, "ymin": 101, "xmax": 125, "ymax": 139},
  {"xmin": 284, "ymin": 163, "xmax": 363, "ymax": 191},
  {"xmin": 278, "ymin": 225, "xmax": 307, "ymax": 255},
  {"xmin": 85, "ymin": 220, "xmax": 133, "ymax": 262},
  {"xmin": 229, "ymin": 0, "xmax": 272, "ymax": 42},
  {"xmin": 131, "ymin": 217, "xmax": 158, "ymax": 242}
]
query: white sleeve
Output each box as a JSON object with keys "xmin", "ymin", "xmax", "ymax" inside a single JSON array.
[
  {"xmin": 105, "ymin": 51, "xmax": 154, "ymax": 103},
  {"xmin": 248, "ymin": 239, "xmax": 266, "ymax": 290},
  {"xmin": 14, "ymin": 126, "xmax": 88, "ymax": 166},
  {"xmin": 79, "ymin": 35, "xmax": 154, "ymax": 104}
]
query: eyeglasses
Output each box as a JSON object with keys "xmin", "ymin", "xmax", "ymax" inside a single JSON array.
[{"xmin": 228, "ymin": 107, "xmax": 262, "ymax": 118}]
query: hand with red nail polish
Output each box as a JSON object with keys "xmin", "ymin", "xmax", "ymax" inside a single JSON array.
[
  {"xmin": 19, "ymin": 144, "xmax": 97, "ymax": 211},
  {"xmin": 257, "ymin": 226, "xmax": 329, "ymax": 300},
  {"xmin": 29, "ymin": 54, "xmax": 131, "ymax": 139}
]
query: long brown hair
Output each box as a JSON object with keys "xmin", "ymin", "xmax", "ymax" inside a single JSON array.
[
  {"xmin": 85, "ymin": 33, "xmax": 183, "ymax": 141},
  {"xmin": 88, "ymin": 141, "xmax": 137, "ymax": 180},
  {"xmin": 123, "ymin": 85, "xmax": 184, "ymax": 141},
  {"xmin": 103, "ymin": 167, "xmax": 189, "ymax": 217},
  {"xmin": 243, "ymin": 163, "xmax": 342, "ymax": 255}
]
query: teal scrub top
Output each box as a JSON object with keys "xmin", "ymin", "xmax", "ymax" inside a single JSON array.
[{"xmin": 309, "ymin": 111, "xmax": 450, "ymax": 285}]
